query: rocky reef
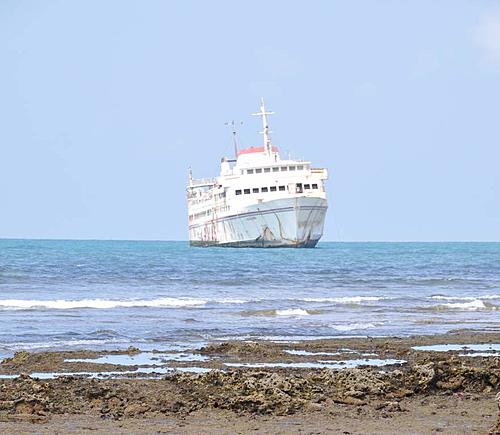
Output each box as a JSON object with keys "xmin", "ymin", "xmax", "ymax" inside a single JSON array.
[{"xmin": 0, "ymin": 332, "xmax": 499, "ymax": 433}]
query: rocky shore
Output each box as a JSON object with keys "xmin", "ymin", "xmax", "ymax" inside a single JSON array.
[{"xmin": 0, "ymin": 331, "xmax": 499, "ymax": 434}]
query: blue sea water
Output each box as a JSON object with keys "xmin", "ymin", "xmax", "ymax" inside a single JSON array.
[{"xmin": 0, "ymin": 240, "xmax": 499, "ymax": 358}]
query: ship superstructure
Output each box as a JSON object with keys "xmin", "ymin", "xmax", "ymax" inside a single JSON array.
[{"xmin": 187, "ymin": 99, "xmax": 328, "ymax": 248}]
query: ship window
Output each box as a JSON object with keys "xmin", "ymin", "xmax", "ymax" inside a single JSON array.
[
  {"xmin": 264, "ymin": 168, "xmax": 270, "ymax": 173},
  {"xmin": 280, "ymin": 166, "xmax": 288, "ymax": 171},
  {"xmin": 289, "ymin": 166, "xmax": 296, "ymax": 171},
  {"xmin": 247, "ymin": 169, "xmax": 254, "ymax": 174},
  {"xmin": 252, "ymin": 188, "xmax": 259, "ymax": 193},
  {"xmin": 296, "ymin": 183, "xmax": 303, "ymax": 193},
  {"xmin": 278, "ymin": 185, "xmax": 285, "ymax": 191},
  {"xmin": 304, "ymin": 184, "xmax": 310, "ymax": 190},
  {"xmin": 312, "ymin": 184, "xmax": 318, "ymax": 189},
  {"xmin": 255, "ymin": 168, "xmax": 262, "ymax": 174},
  {"xmin": 272, "ymin": 167, "xmax": 279, "ymax": 172},
  {"xmin": 261, "ymin": 187, "xmax": 268, "ymax": 192},
  {"xmin": 297, "ymin": 165, "xmax": 304, "ymax": 170},
  {"xmin": 244, "ymin": 189, "xmax": 250, "ymax": 194},
  {"xmin": 270, "ymin": 186, "xmax": 277, "ymax": 192},
  {"xmin": 235, "ymin": 189, "xmax": 242, "ymax": 195}
]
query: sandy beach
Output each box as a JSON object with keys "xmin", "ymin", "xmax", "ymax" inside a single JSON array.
[{"xmin": 0, "ymin": 331, "xmax": 498, "ymax": 434}]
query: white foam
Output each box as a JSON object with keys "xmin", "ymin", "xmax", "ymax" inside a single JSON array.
[
  {"xmin": 329, "ymin": 322, "xmax": 378, "ymax": 331},
  {"xmin": 430, "ymin": 295, "xmax": 500, "ymax": 301},
  {"xmin": 7, "ymin": 338, "xmax": 131, "ymax": 350},
  {"xmin": 430, "ymin": 295, "xmax": 469, "ymax": 301},
  {"xmin": 440, "ymin": 300, "xmax": 489, "ymax": 310},
  {"xmin": 302, "ymin": 296, "xmax": 387, "ymax": 304},
  {"xmin": 275, "ymin": 309, "xmax": 310, "ymax": 316},
  {"xmin": 0, "ymin": 297, "xmax": 207, "ymax": 310},
  {"xmin": 218, "ymin": 299, "xmax": 249, "ymax": 304}
]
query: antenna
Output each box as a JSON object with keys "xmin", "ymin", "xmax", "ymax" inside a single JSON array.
[
  {"xmin": 224, "ymin": 120, "xmax": 243, "ymax": 158},
  {"xmin": 252, "ymin": 97, "xmax": 275, "ymax": 156}
]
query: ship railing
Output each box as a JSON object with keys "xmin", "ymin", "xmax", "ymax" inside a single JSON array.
[{"xmin": 189, "ymin": 177, "xmax": 217, "ymax": 187}]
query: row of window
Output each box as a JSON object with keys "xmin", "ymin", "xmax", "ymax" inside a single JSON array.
[
  {"xmin": 235, "ymin": 183, "xmax": 318, "ymax": 196},
  {"xmin": 245, "ymin": 165, "xmax": 307, "ymax": 175},
  {"xmin": 189, "ymin": 190, "xmax": 225, "ymax": 204}
]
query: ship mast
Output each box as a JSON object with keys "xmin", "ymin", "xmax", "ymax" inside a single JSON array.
[
  {"xmin": 252, "ymin": 97, "xmax": 274, "ymax": 157},
  {"xmin": 224, "ymin": 120, "xmax": 243, "ymax": 158}
]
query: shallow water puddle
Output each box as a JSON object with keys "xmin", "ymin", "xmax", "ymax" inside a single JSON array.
[
  {"xmin": 0, "ymin": 352, "xmax": 213, "ymax": 379},
  {"xmin": 64, "ymin": 352, "xmax": 209, "ymax": 366},
  {"xmin": 225, "ymin": 358, "xmax": 406, "ymax": 370},
  {"xmin": 458, "ymin": 352, "xmax": 499, "ymax": 357},
  {"xmin": 0, "ymin": 365, "xmax": 212, "ymax": 380},
  {"xmin": 284, "ymin": 350, "xmax": 347, "ymax": 356},
  {"xmin": 412, "ymin": 343, "xmax": 500, "ymax": 355}
]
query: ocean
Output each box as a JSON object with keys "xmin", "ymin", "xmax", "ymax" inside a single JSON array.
[{"xmin": 0, "ymin": 240, "xmax": 499, "ymax": 358}]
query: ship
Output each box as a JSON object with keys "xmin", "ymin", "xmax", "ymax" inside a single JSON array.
[{"xmin": 186, "ymin": 99, "xmax": 328, "ymax": 248}]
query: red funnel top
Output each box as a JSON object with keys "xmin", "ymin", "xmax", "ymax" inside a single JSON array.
[{"xmin": 238, "ymin": 146, "xmax": 279, "ymax": 156}]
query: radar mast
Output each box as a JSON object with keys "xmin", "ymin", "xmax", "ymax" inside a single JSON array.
[
  {"xmin": 224, "ymin": 120, "xmax": 243, "ymax": 158},
  {"xmin": 252, "ymin": 97, "xmax": 275, "ymax": 157}
]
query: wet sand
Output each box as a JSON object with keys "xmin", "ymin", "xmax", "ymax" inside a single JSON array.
[{"xmin": 0, "ymin": 331, "xmax": 499, "ymax": 434}]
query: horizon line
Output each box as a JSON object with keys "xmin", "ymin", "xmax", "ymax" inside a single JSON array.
[{"xmin": 1, "ymin": 237, "xmax": 499, "ymax": 243}]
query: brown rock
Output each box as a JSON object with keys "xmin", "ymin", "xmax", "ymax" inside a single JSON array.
[
  {"xmin": 15, "ymin": 401, "xmax": 35, "ymax": 415},
  {"xmin": 384, "ymin": 401, "xmax": 403, "ymax": 412},
  {"xmin": 332, "ymin": 396, "xmax": 367, "ymax": 406},
  {"xmin": 124, "ymin": 403, "xmax": 150, "ymax": 416},
  {"xmin": 304, "ymin": 402, "xmax": 323, "ymax": 412},
  {"xmin": 414, "ymin": 362, "xmax": 436, "ymax": 390}
]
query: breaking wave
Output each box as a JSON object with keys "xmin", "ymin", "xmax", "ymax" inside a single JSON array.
[
  {"xmin": 218, "ymin": 298, "xmax": 249, "ymax": 304},
  {"xmin": 240, "ymin": 308, "xmax": 324, "ymax": 317},
  {"xmin": 434, "ymin": 300, "xmax": 499, "ymax": 311},
  {"xmin": 429, "ymin": 294, "xmax": 500, "ymax": 301},
  {"xmin": 302, "ymin": 296, "xmax": 389, "ymax": 304},
  {"xmin": 329, "ymin": 322, "xmax": 379, "ymax": 331},
  {"xmin": 0, "ymin": 298, "xmax": 208, "ymax": 310}
]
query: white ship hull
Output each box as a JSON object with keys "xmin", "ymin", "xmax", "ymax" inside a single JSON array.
[{"xmin": 189, "ymin": 196, "xmax": 327, "ymax": 248}]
